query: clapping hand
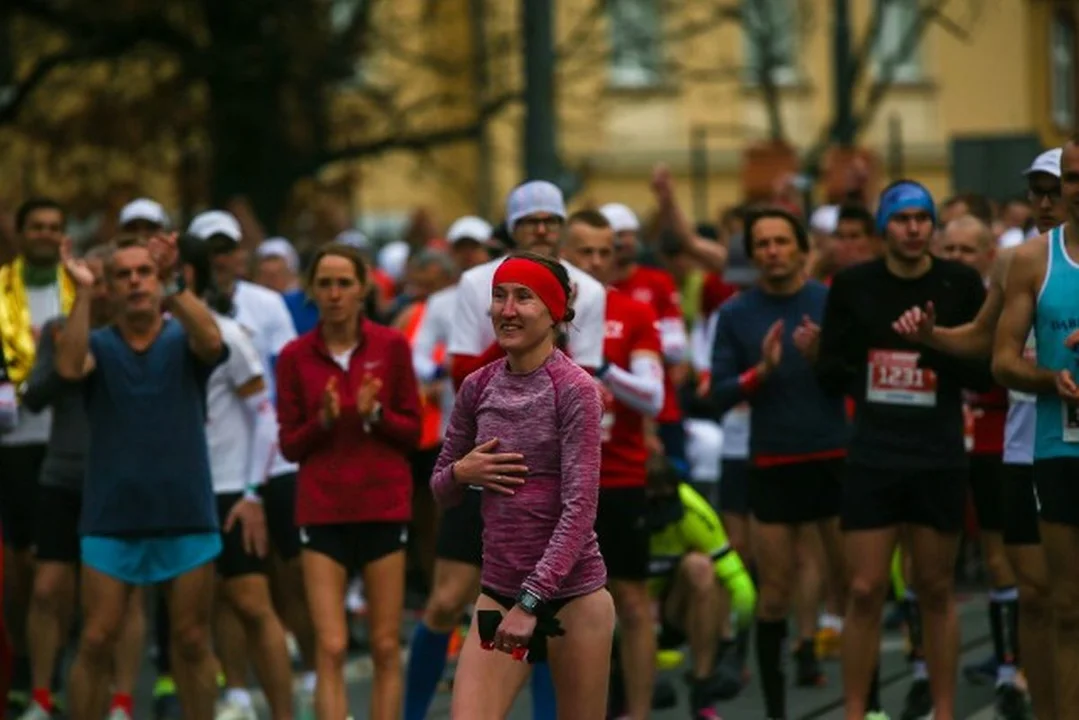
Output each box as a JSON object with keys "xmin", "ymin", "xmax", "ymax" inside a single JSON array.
[
  {"xmin": 792, "ymin": 315, "xmax": 821, "ymax": 361},
  {"xmin": 892, "ymin": 302, "xmax": 936, "ymax": 344},
  {"xmin": 356, "ymin": 373, "xmax": 382, "ymax": 417},
  {"xmin": 321, "ymin": 376, "xmax": 341, "ymax": 428}
]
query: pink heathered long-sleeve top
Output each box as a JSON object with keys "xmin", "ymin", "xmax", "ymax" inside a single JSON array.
[{"xmin": 430, "ymin": 349, "xmax": 607, "ymax": 602}]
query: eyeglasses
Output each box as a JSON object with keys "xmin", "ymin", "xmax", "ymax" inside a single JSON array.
[
  {"xmin": 1029, "ymin": 188, "xmax": 1061, "ymax": 202},
  {"xmin": 516, "ymin": 216, "xmax": 564, "ymax": 231}
]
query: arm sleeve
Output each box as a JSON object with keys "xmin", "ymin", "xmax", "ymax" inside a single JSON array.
[
  {"xmin": 411, "ymin": 303, "xmax": 442, "ymax": 383},
  {"xmin": 275, "ymin": 348, "xmax": 330, "ymax": 462},
  {"xmin": 371, "ymin": 336, "xmax": 422, "ymax": 448},
  {"xmin": 602, "ymin": 355, "xmax": 664, "ymax": 418},
  {"xmin": 655, "ymin": 275, "xmax": 688, "ymax": 364},
  {"xmin": 429, "ymin": 373, "xmax": 482, "ymax": 507},
  {"xmin": 521, "ymin": 378, "xmax": 604, "ymax": 601},
  {"xmin": 690, "ymin": 311, "xmax": 719, "ymax": 374},
  {"xmin": 709, "ymin": 309, "xmax": 755, "ymax": 415},
  {"xmin": 22, "ymin": 322, "xmax": 66, "ymax": 413},
  {"xmin": 242, "ymin": 390, "xmax": 278, "ymax": 490}
]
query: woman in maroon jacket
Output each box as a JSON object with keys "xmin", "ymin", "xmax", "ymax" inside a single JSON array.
[{"xmin": 276, "ymin": 243, "xmax": 421, "ymax": 720}]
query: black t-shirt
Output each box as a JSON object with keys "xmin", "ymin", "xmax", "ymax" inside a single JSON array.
[{"xmin": 817, "ymin": 257, "xmax": 991, "ymax": 469}]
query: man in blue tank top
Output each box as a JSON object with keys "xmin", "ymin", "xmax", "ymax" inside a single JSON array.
[
  {"xmin": 52, "ymin": 233, "xmax": 226, "ymax": 720},
  {"xmin": 994, "ymin": 137, "xmax": 1079, "ymax": 719}
]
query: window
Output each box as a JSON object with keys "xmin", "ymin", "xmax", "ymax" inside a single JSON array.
[
  {"xmin": 608, "ymin": 0, "xmax": 662, "ymax": 89},
  {"xmin": 330, "ymin": 0, "xmax": 367, "ymax": 86},
  {"xmin": 1051, "ymin": 11, "xmax": 1077, "ymax": 130},
  {"xmin": 873, "ymin": 0, "xmax": 922, "ymax": 83},
  {"xmin": 742, "ymin": 0, "xmax": 798, "ymax": 85}
]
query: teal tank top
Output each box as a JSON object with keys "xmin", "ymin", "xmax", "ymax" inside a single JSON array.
[{"xmin": 1034, "ymin": 224, "xmax": 1079, "ymax": 459}]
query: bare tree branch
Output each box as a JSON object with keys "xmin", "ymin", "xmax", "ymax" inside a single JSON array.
[
  {"xmin": 10, "ymin": 0, "xmax": 199, "ymax": 58},
  {"xmin": 320, "ymin": 90, "xmax": 519, "ymax": 165}
]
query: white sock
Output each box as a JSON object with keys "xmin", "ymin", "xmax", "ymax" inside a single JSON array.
[
  {"xmin": 225, "ymin": 688, "xmax": 252, "ymax": 708},
  {"xmin": 912, "ymin": 659, "xmax": 928, "ymax": 681},
  {"xmin": 302, "ymin": 671, "xmax": 317, "ymax": 693}
]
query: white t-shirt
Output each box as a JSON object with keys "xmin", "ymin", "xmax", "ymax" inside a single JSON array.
[
  {"xmin": 447, "ymin": 257, "xmax": 605, "ymax": 369},
  {"xmin": 3, "ymin": 284, "xmax": 61, "ymax": 447},
  {"xmin": 231, "ymin": 280, "xmax": 298, "ymax": 477},
  {"xmin": 206, "ymin": 315, "xmax": 265, "ymax": 494}
]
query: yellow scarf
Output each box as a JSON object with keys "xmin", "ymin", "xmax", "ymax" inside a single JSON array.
[{"xmin": 0, "ymin": 257, "xmax": 76, "ymax": 387}]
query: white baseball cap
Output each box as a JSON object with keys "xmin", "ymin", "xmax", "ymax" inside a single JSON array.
[
  {"xmin": 1024, "ymin": 148, "xmax": 1062, "ymax": 178},
  {"xmin": 447, "ymin": 216, "xmax": 493, "ymax": 244},
  {"xmin": 598, "ymin": 203, "xmax": 640, "ymax": 233},
  {"xmin": 506, "ymin": 181, "xmax": 566, "ymax": 230},
  {"xmin": 335, "ymin": 230, "xmax": 370, "ymax": 251},
  {"xmin": 118, "ymin": 198, "xmax": 169, "ymax": 229},
  {"xmin": 377, "ymin": 240, "xmax": 410, "ymax": 283},
  {"xmin": 255, "ymin": 237, "xmax": 300, "ymax": 274},
  {"xmin": 188, "ymin": 210, "xmax": 242, "ymax": 242},
  {"xmin": 809, "ymin": 204, "xmax": 840, "ymax": 235}
]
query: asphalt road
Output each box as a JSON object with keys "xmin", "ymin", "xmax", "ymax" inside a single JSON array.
[{"xmin": 129, "ymin": 593, "xmax": 1004, "ymax": 719}]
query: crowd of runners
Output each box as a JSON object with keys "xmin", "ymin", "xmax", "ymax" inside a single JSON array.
[{"xmin": 0, "ymin": 136, "xmax": 1076, "ymax": 720}]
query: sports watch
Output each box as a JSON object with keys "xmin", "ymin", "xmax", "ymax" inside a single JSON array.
[{"xmin": 516, "ymin": 589, "xmax": 543, "ymax": 615}]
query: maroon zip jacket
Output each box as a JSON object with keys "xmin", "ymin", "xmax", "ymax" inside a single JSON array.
[{"xmin": 276, "ymin": 318, "xmax": 422, "ymax": 526}]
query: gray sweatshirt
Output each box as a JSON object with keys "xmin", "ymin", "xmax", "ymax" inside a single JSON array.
[{"xmin": 22, "ymin": 317, "xmax": 85, "ymax": 492}]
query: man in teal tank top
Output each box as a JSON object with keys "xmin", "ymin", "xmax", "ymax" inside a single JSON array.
[{"xmin": 994, "ymin": 137, "xmax": 1079, "ymax": 718}]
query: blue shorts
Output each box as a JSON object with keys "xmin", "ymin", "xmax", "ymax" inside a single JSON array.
[{"xmin": 81, "ymin": 533, "xmax": 222, "ymax": 585}]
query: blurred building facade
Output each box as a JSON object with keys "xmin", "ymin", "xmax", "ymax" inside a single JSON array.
[{"xmin": 1, "ymin": 0, "xmax": 1077, "ymax": 238}]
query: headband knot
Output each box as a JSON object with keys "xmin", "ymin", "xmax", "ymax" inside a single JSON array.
[{"xmin": 492, "ymin": 258, "xmax": 568, "ymax": 324}]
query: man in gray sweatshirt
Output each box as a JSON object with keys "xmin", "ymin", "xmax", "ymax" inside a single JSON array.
[{"xmin": 18, "ymin": 245, "xmax": 143, "ymax": 720}]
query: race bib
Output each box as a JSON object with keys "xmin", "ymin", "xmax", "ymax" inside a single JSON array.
[
  {"xmin": 1063, "ymin": 400, "xmax": 1079, "ymax": 443},
  {"xmin": 1009, "ymin": 335, "xmax": 1038, "ymax": 404},
  {"xmin": 867, "ymin": 350, "xmax": 937, "ymax": 407}
]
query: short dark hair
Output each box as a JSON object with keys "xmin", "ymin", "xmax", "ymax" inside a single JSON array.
[
  {"xmin": 16, "ymin": 198, "xmax": 65, "ymax": 232},
  {"xmin": 566, "ymin": 209, "xmax": 610, "ymax": 230},
  {"xmin": 837, "ymin": 203, "xmax": 875, "ymax": 237},
  {"xmin": 306, "ymin": 243, "xmax": 369, "ymax": 289},
  {"xmin": 742, "ymin": 207, "xmax": 809, "ymax": 259},
  {"xmin": 510, "ymin": 251, "xmax": 577, "ymax": 324},
  {"xmin": 942, "ymin": 193, "xmax": 992, "ymax": 226}
]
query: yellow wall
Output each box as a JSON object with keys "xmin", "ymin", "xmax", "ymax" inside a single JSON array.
[{"xmin": 0, "ymin": 0, "xmax": 1065, "ymax": 234}]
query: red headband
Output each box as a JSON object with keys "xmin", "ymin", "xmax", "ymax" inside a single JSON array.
[{"xmin": 492, "ymin": 257, "xmax": 568, "ymax": 323}]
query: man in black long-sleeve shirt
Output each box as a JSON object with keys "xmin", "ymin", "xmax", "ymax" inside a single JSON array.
[{"xmin": 817, "ymin": 180, "xmax": 991, "ymax": 720}]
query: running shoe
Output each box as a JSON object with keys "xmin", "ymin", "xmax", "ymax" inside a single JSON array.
[
  {"xmin": 994, "ymin": 683, "xmax": 1031, "ymax": 720},
  {"xmin": 794, "ymin": 640, "xmax": 826, "ymax": 687},
  {"xmin": 814, "ymin": 626, "xmax": 842, "ymax": 660},
  {"xmin": 14, "ymin": 702, "xmax": 50, "ymax": 720},
  {"xmin": 214, "ymin": 700, "xmax": 257, "ymax": 720},
  {"xmin": 899, "ymin": 679, "xmax": 933, "ymax": 720}
]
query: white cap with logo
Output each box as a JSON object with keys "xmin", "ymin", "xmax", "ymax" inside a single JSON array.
[
  {"xmin": 1024, "ymin": 148, "xmax": 1062, "ymax": 178},
  {"xmin": 255, "ymin": 237, "xmax": 300, "ymax": 274},
  {"xmin": 188, "ymin": 210, "xmax": 242, "ymax": 242},
  {"xmin": 335, "ymin": 230, "xmax": 371, "ymax": 251},
  {"xmin": 598, "ymin": 203, "xmax": 640, "ymax": 233},
  {"xmin": 505, "ymin": 181, "xmax": 566, "ymax": 230},
  {"xmin": 447, "ymin": 216, "xmax": 494, "ymax": 244},
  {"xmin": 118, "ymin": 198, "xmax": 169, "ymax": 229}
]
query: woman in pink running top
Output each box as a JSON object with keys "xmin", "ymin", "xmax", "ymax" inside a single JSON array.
[{"xmin": 430, "ymin": 252, "xmax": 614, "ymax": 718}]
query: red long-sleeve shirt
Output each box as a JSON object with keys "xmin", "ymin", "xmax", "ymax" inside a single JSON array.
[{"xmin": 276, "ymin": 319, "xmax": 422, "ymax": 526}]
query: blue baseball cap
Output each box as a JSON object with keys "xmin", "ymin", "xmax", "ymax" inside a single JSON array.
[{"xmin": 875, "ymin": 181, "xmax": 936, "ymax": 234}]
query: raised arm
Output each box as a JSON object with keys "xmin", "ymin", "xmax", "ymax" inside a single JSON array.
[
  {"xmin": 993, "ymin": 243, "xmax": 1055, "ymax": 394},
  {"xmin": 521, "ymin": 379, "xmax": 603, "ymax": 602},
  {"xmin": 652, "ymin": 165, "xmax": 728, "ymax": 273}
]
